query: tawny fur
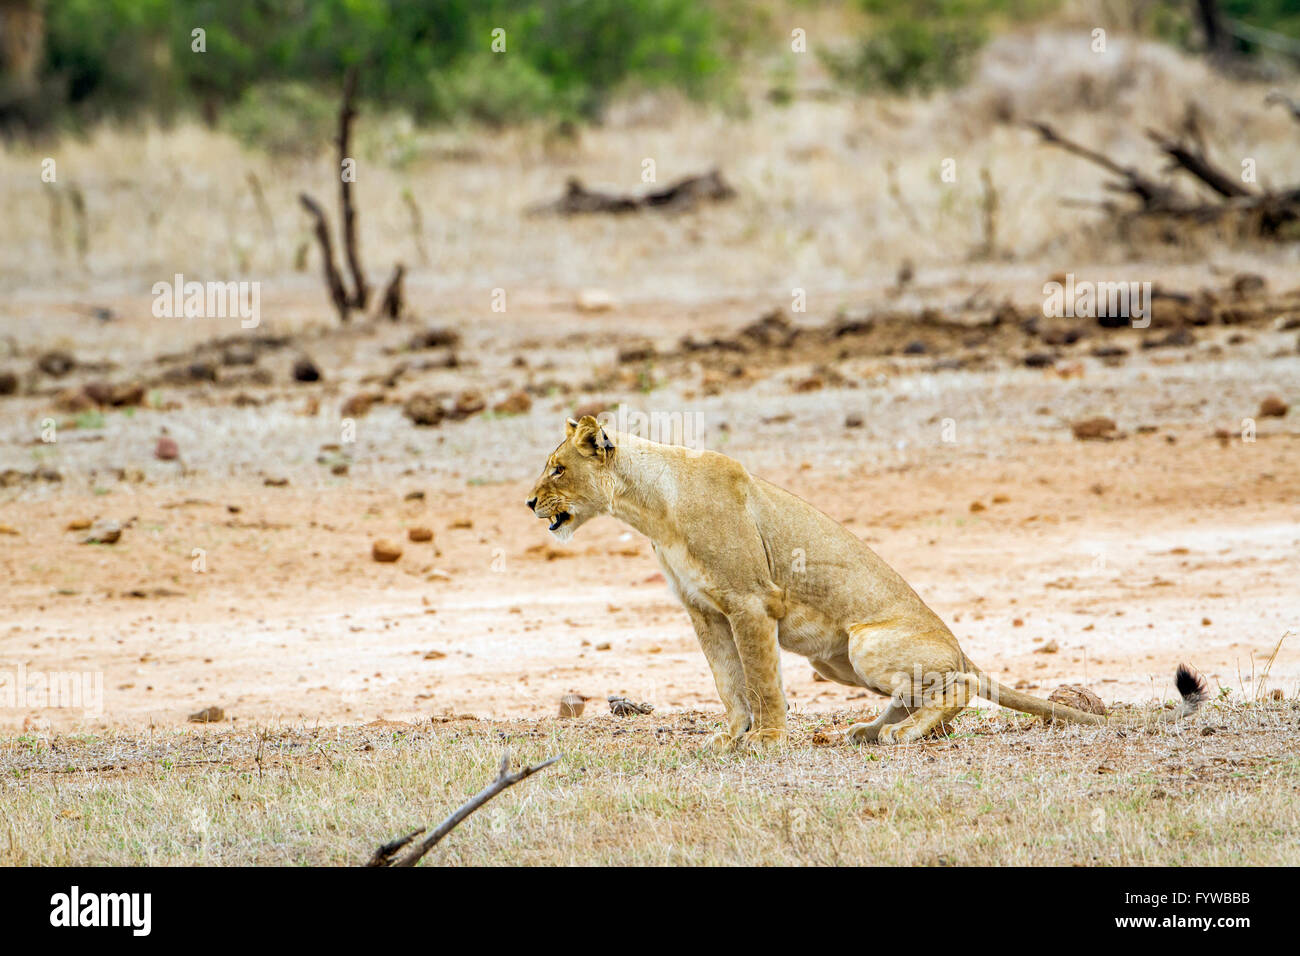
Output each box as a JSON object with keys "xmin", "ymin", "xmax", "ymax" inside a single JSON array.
[{"xmin": 528, "ymin": 417, "xmax": 1206, "ymax": 750}]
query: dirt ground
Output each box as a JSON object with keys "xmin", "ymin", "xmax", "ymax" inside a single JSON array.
[
  {"xmin": 1, "ymin": 30, "xmax": 1298, "ymax": 735},
  {"xmin": 1, "ymin": 273, "xmax": 1297, "ymax": 733}
]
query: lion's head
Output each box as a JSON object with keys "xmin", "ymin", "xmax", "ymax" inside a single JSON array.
[{"xmin": 526, "ymin": 416, "xmax": 617, "ymax": 541}]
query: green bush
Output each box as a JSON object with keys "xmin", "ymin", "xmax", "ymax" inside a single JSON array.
[
  {"xmin": 222, "ymin": 82, "xmax": 339, "ymax": 156},
  {"xmin": 821, "ymin": 0, "xmax": 1058, "ymax": 95},
  {"xmin": 822, "ymin": 19, "xmax": 987, "ymax": 93},
  {"xmin": 28, "ymin": 0, "xmax": 735, "ymax": 134}
]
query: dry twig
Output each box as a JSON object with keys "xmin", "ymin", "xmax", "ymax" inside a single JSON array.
[{"xmin": 366, "ymin": 751, "xmax": 561, "ymax": 867}]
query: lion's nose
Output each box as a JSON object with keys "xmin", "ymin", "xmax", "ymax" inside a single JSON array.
[{"xmin": 526, "ymin": 497, "xmax": 537, "ymax": 512}]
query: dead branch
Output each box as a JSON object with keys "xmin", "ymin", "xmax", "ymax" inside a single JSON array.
[
  {"xmin": 302, "ymin": 69, "xmax": 408, "ymax": 323},
  {"xmin": 377, "ymin": 263, "xmax": 406, "ymax": 321},
  {"xmin": 299, "ymin": 193, "xmax": 351, "ymax": 322},
  {"xmin": 1026, "ymin": 121, "xmax": 1184, "ymax": 210},
  {"xmin": 530, "ymin": 169, "xmax": 735, "ymax": 216},
  {"xmin": 1265, "ymin": 90, "xmax": 1300, "ymax": 125},
  {"xmin": 1145, "ymin": 127, "xmax": 1252, "ymax": 198},
  {"xmin": 367, "ymin": 751, "xmax": 561, "ymax": 868},
  {"xmin": 337, "ymin": 67, "xmax": 368, "ymax": 311},
  {"xmin": 365, "ymin": 826, "xmax": 425, "ymax": 867}
]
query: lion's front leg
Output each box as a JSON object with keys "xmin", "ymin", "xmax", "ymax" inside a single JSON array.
[
  {"xmin": 684, "ymin": 605, "xmax": 752, "ymax": 751},
  {"xmin": 726, "ymin": 602, "xmax": 788, "ymax": 748}
]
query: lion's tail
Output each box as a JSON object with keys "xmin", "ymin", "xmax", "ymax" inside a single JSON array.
[{"xmin": 960, "ymin": 663, "xmax": 1208, "ymax": 729}]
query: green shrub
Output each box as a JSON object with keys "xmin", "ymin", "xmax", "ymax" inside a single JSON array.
[
  {"xmin": 222, "ymin": 82, "xmax": 338, "ymax": 155},
  {"xmin": 27, "ymin": 0, "xmax": 735, "ymax": 135},
  {"xmin": 821, "ymin": 0, "xmax": 1058, "ymax": 95},
  {"xmin": 822, "ymin": 19, "xmax": 988, "ymax": 93}
]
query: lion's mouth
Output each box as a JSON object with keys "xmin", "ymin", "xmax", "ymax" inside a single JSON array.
[{"xmin": 548, "ymin": 511, "xmax": 572, "ymax": 532}]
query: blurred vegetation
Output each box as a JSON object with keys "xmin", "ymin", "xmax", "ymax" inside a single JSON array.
[
  {"xmin": 1150, "ymin": 0, "xmax": 1300, "ymax": 58},
  {"xmin": 819, "ymin": 0, "xmax": 1059, "ymax": 94},
  {"xmin": 28, "ymin": 0, "xmax": 740, "ymax": 135},
  {"xmin": 7, "ymin": 0, "xmax": 1298, "ymax": 142}
]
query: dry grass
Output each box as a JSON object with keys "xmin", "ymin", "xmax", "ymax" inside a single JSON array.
[{"xmin": 3, "ymin": 701, "xmax": 1297, "ymax": 866}]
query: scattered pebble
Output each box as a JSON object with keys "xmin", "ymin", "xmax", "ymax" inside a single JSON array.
[
  {"xmin": 1258, "ymin": 395, "xmax": 1288, "ymax": 417},
  {"xmin": 372, "ymin": 539, "xmax": 403, "ymax": 563}
]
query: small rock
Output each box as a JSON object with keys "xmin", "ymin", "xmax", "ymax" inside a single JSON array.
[
  {"xmin": 403, "ymin": 393, "xmax": 444, "ymax": 426},
  {"xmin": 449, "ymin": 390, "xmax": 486, "ymax": 419},
  {"xmin": 902, "ymin": 340, "xmax": 927, "ymax": 355},
  {"xmin": 492, "ymin": 390, "xmax": 532, "ymax": 416},
  {"xmin": 608, "ymin": 695, "xmax": 654, "ymax": 716},
  {"xmin": 54, "ymin": 387, "xmax": 96, "ymax": 413},
  {"xmin": 185, "ymin": 360, "xmax": 218, "ymax": 382},
  {"xmin": 1230, "ymin": 272, "xmax": 1266, "ymax": 298},
  {"xmin": 1258, "ymin": 395, "xmax": 1288, "ymax": 418},
  {"xmin": 1047, "ymin": 685, "xmax": 1106, "ymax": 717},
  {"xmin": 1071, "ymin": 416, "xmax": 1118, "ymax": 441},
  {"xmin": 188, "ymin": 706, "xmax": 225, "ymax": 723},
  {"xmin": 292, "ymin": 356, "xmax": 321, "ymax": 382},
  {"xmin": 792, "ymin": 375, "xmax": 823, "ymax": 393},
  {"xmin": 37, "ymin": 350, "xmax": 76, "ymax": 377},
  {"xmin": 844, "ymin": 414, "xmax": 863, "ymax": 428},
  {"xmin": 595, "ymin": 642, "xmax": 611, "ymax": 651},
  {"xmin": 1023, "ymin": 352, "xmax": 1056, "ymax": 368},
  {"xmin": 969, "ymin": 501, "xmax": 986, "ymax": 513},
  {"xmin": 65, "ymin": 518, "xmax": 92, "ymax": 531},
  {"xmin": 372, "ymin": 539, "xmax": 403, "ymax": 563},
  {"xmin": 82, "ymin": 520, "xmax": 121, "ymax": 545},
  {"xmin": 617, "ymin": 343, "xmax": 655, "ymax": 364},
  {"xmin": 408, "ymin": 326, "xmax": 461, "ymax": 350},
  {"xmin": 341, "ymin": 393, "xmax": 380, "ymax": 418},
  {"xmin": 155, "ymin": 435, "xmax": 179, "ymax": 460},
  {"xmin": 0, "ymin": 524, "xmax": 18, "ymax": 535},
  {"xmin": 0, "ymin": 370, "xmax": 17, "ymax": 395},
  {"xmin": 407, "ymin": 526, "xmax": 434, "ymax": 543},
  {"xmin": 1033, "ymin": 640, "xmax": 1059, "ymax": 654}
]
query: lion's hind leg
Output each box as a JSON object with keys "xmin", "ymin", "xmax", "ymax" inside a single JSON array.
[
  {"xmin": 877, "ymin": 703, "xmax": 963, "ymax": 744},
  {"xmin": 845, "ymin": 699, "xmax": 910, "ymax": 744},
  {"xmin": 868, "ymin": 672, "xmax": 970, "ymax": 744}
]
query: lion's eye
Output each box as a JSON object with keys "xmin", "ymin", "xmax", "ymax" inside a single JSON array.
[{"xmin": 551, "ymin": 466, "xmax": 564, "ymax": 477}]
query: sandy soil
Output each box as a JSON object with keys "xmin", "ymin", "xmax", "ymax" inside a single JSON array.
[{"xmin": 1, "ymin": 276, "xmax": 1297, "ymax": 733}]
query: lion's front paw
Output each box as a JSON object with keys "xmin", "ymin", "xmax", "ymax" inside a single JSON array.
[
  {"xmin": 844, "ymin": 721, "xmax": 880, "ymax": 745},
  {"xmin": 705, "ymin": 729, "xmax": 746, "ymax": 753},
  {"xmin": 743, "ymin": 727, "xmax": 789, "ymax": 750},
  {"xmin": 877, "ymin": 723, "xmax": 920, "ymax": 745}
]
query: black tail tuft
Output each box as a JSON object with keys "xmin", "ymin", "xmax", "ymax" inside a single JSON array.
[{"xmin": 1175, "ymin": 663, "xmax": 1208, "ymax": 706}]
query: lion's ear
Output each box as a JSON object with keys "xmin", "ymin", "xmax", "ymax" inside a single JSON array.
[
  {"xmin": 572, "ymin": 416, "xmax": 615, "ymax": 460},
  {"xmin": 565, "ymin": 417, "xmax": 580, "ymax": 437}
]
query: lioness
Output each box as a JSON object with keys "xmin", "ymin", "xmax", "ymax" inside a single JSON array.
[{"xmin": 527, "ymin": 416, "xmax": 1206, "ymax": 749}]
